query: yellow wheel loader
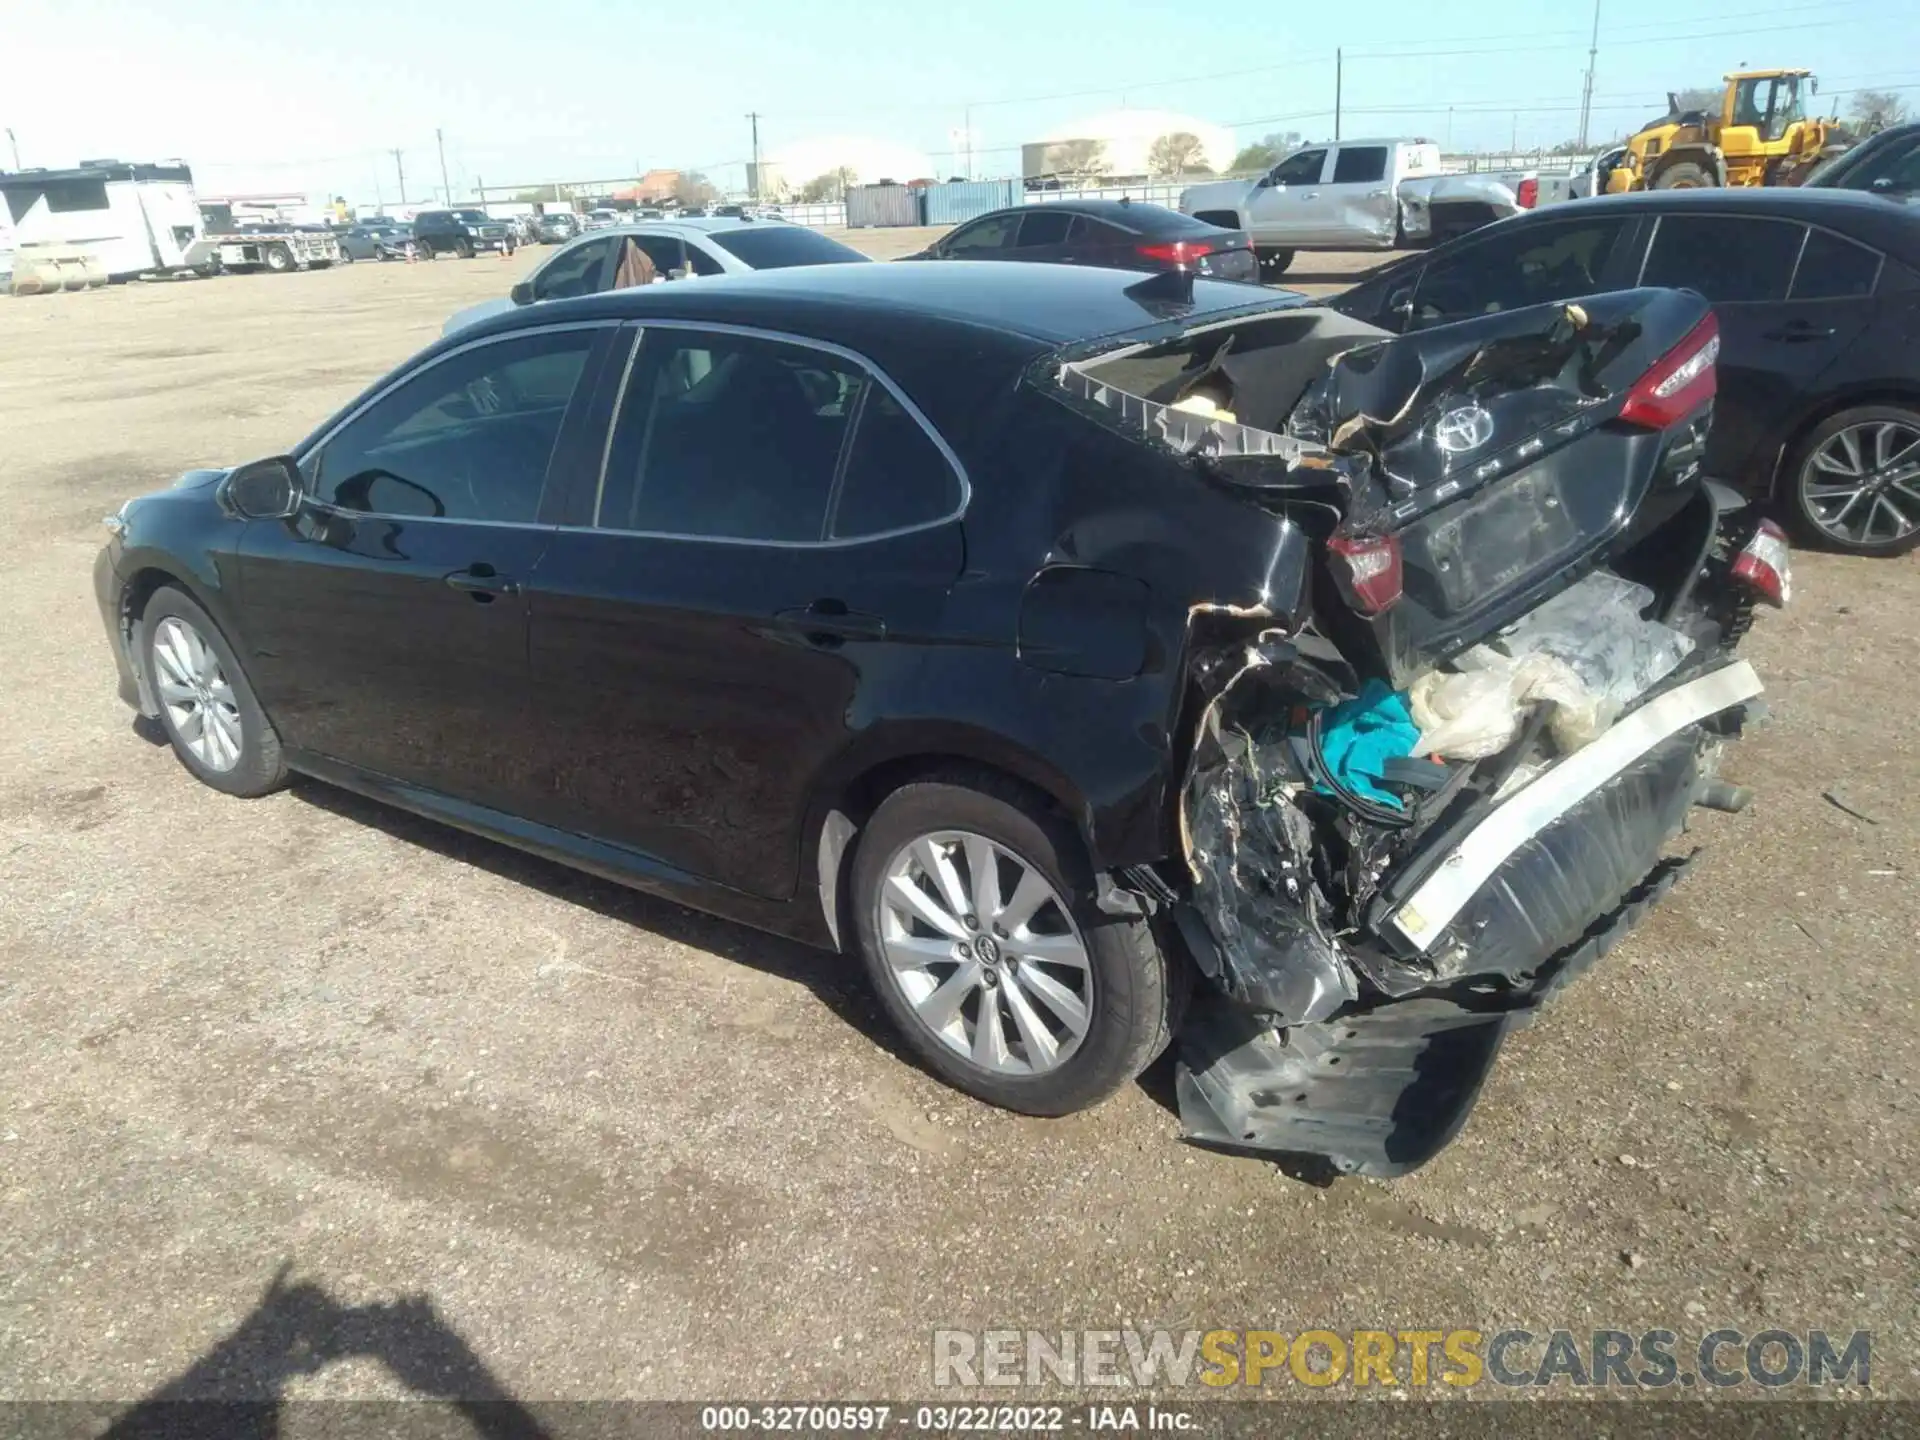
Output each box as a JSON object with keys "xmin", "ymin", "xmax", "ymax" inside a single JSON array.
[{"xmin": 1605, "ymin": 70, "xmax": 1842, "ymax": 193}]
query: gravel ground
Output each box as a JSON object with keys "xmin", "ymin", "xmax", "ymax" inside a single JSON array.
[{"xmin": 0, "ymin": 239, "xmax": 1913, "ymax": 1409}]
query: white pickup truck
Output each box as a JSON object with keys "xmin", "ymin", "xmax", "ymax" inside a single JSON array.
[
  {"xmin": 1396, "ymin": 151, "xmax": 1621, "ymax": 245},
  {"xmin": 1179, "ymin": 139, "xmax": 1442, "ymax": 276}
]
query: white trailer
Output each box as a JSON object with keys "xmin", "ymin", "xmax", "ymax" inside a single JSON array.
[{"xmin": 0, "ymin": 160, "xmax": 207, "ymax": 283}]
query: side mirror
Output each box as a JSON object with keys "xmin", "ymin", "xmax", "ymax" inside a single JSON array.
[
  {"xmin": 222, "ymin": 457, "xmax": 301, "ymax": 520},
  {"xmin": 509, "ymin": 281, "xmax": 534, "ymax": 305}
]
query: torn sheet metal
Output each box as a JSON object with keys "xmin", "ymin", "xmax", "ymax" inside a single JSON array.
[{"xmin": 1179, "ymin": 636, "xmax": 1360, "ymax": 1025}]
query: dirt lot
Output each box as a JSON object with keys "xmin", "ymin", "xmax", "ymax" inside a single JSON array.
[{"xmin": 0, "ymin": 237, "xmax": 1915, "ymax": 1408}]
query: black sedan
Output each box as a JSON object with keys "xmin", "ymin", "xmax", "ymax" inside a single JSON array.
[
  {"xmin": 1332, "ymin": 188, "xmax": 1920, "ymax": 555},
  {"xmin": 907, "ymin": 200, "xmax": 1259, "ymax": 283},
  {"xmin": 93, "ymin": 262, "xmax": 1779, "ymax": 1173},
  {"xmin": 337, "ymin": 222, "xmax": 418, "ymax": 261},
  {"xmin": 1808, "ymin": 121, "xmax": 1920, "ymax": 202}
]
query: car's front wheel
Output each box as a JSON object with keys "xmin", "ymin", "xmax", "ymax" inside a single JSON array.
[
  {"xmin": 142, "ymin": 587, "xmax": 287, "ymax": 798},
  {"xmin": 1785, "ymin": 405, "xmax": 1920, "ymax": 556},
  {"xmin": 850, "ymin": 777, "xmax": 1176, "ymax": 1116},
  {"xmin": 1257, "ymin": 246, "xmax": 1295, "ymax": 278}
]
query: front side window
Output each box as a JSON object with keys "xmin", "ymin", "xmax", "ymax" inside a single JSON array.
[
  {"xmin": 1269, "ymin": 149, "xmax": 1327, "ymax": 187},
  {"xmin": 532, "ymin": 238, "xmax": 615, "ymax": 300},
  {"xmin": 944, "ymin": 213, "xmax": 1020, "ymax": 256},
  {"xmin": 597, "ymin": 330, "xmax": 864, "ymax": 541},
  {"xmin": 1642, "ymin": 215, "xmax": 1804, "ymax": 302},
  {"xmin": 310, "ymin": 329, "xmax": 597, "ymax": 523},
  {"xmin": 1412, "ymin": 217, "xmax": 1633, "ymax": 326},
  {"xmin": 1332, "ymin": 146, "xmax": 1389, "ymax": 184}
]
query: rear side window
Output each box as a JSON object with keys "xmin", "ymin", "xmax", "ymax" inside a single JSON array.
[
  {"xmin": 1643, "ymin": 215, "xmax": 1804, "ymax": 302},
  {"xmin": 597, "ymin": 330, "xmax": 862, "ymax": 542},
  {"xmin": 1014, "ymin": 210, "xmax": 1074, "ymax": 247},
  {"xmin": 1792, "ymin": 229, "xmax": 1882, "ymax": 299},
  {"xmin": 832, "ymin": 388, "xmax": 962, "ymax": 538},
  {"xmin": 1332, "ymin": 147, "xmax": 1389, "ymax": 184}
]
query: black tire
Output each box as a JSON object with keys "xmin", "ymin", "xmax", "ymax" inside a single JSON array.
[
  {"xmin": 1782, "ymin": 404, "xmax": 1920, "ymax": 557},
  {"xmin": 1257, "ymin": 246, "xmax": 1296, "ymax": 278},
  {"xmin": 455, "ymin": 238, "xmax": 475, "ymax": 260},
  {"xmin": 263, "ymin": 243, "xmax": 294, "ymax": 273},
  {"xmin": 1653, "ymin": 160, "xmax": 1716, "ymax": 190},
  {"xmin": 849, "ymin": 775, "xmax": 1175, "ymax": 1117},
  {"xmin": 142, "ymin": 586, "xmax": 287, "ymax": 798}
]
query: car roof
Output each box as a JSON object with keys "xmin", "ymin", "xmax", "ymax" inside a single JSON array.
[
  {"xmin": 1518, "ymin": 186, "xmax": 1920, "ymax": 254},
  {"xmin": 479, "ymin": 257, "xmax": 1291, "ymax": 347},
  {"xmin": 961, "ymin": 199, "xmax": 1223, "ymax": 234}
]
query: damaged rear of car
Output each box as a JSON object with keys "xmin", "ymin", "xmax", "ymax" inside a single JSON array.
[{"xmin": 1053, "ymin": 279, "xmax": 1788, "ymax": 1175}]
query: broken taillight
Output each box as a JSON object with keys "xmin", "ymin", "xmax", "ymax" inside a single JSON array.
[
  {"xmin": 1619, "ymin": 313, "xmax": 1720, "ymax": 430},
  {"xmin": 1516, "ymin": 177, "xmax": 1540, "ymax": 209},
  {"xmin": 1328, "ymin": 533, "xmax": 1404, "ymax": 614},
  {"xmin": 1138, "ymin": 239, "xmax": 1216, "ymax": 265},
  {"xmin": 1732, "ymin": 518, "xmax": 1793, "ymax": 606}
]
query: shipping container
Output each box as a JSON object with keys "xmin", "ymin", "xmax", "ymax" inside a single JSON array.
[
  {"xmin": 845, "ymin": 183, "xmax": 921, "ymax": 228},
  {"xmin": 922, "ymin": 178, "xmax": 1022, "ymax": 227}
]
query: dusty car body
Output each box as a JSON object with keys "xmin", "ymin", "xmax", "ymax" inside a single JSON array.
[{"xmin": 93, "ymin": 263, "xmax": 1783, "ymax": 1175}]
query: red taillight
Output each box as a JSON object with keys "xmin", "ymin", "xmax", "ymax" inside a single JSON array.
[
  {"xmin": 1327, "ymin": 533, "xmax": 1404, "ymax": 615},
  {"xmin": 1732, "ymin": 518, "xmax": 1792, "ymax": 606},
  {"xmin": 1619, "ymin": 313, "xmax": 1720, "ymax": 430},
  {"xmin": 1139, "ymin": 239, "xmax": 1216, "ymax": 265},
  {"xmin": 1516, "ymin": 177, "xmax": 1540, "ymax": 209}
]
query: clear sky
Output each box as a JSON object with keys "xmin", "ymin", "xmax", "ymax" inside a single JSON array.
[{"xmin": 7, "ymin": 0, "xmax": 1918, "ymax": 204}]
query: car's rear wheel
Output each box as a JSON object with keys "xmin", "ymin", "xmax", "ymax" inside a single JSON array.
[
  {"xmin": 1785, "ymin": 405, "xmax": 1920, "ymax": 556},
  {"xmin": 850, "ymin": 777, "xmax": 1175, "ymax": 1116},
  {"xmin": 142, "ymin": 587, "xmax": 287, "ymax": 797},
  {"xmin": 263, "ymin": 243, "xmax": 293, "ymax": 273}
]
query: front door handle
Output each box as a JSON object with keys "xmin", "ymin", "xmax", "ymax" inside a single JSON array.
[
  {"xmin": 444, "ymin": 564, "xmax": 520, "ymax": 602},
  {"xmin": 1762, "ymin": 321, "xmax": 1837, "ymax": 343},
  {"xmin": 773, "ymin": 601, "xmax": 887, "ymax": 645}
]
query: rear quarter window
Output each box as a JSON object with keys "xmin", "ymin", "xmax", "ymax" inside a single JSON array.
[{"xmin": 1791, "ymin": 228, "xmax": 1883, "ymax": 299}]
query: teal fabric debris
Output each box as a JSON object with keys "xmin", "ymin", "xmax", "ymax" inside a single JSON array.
[{"xmin": 1312, "ymin": 679, "xmax": 1421, "ymax": 810}]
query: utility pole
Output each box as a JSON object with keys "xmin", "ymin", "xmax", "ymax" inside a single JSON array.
[
  {"xmin": 1446, "ymin": 107, "xmax": 1454, "ymax": 150},
  {"xmin": 392, "ymin": 148, "xmax": 406, "ymax": 204},
  {"xmin": 1335, "ymin": 50, "xmax": 1344, "ymax": 141},
  {"xmin": 1512, "ymin": 113, "xmax": 1520, "ymax": 154},
  {"xmin": 436, "ymin": 128, "xmax": 450, "ymax": 205},
  {"xmin": 4, "ymin": 128, "xmax": 17, "ymax": 169},
  {"xmin": 965, "ymin": 104, "xmax": 974, "ymax": 180},
  {"xmin": 1576, "ymin": 0, "xmax": 1601, "ymax": 149},
  {"xmin": 476, "ymin": 175, "xmax": 485, "ymax": 208},
  {"xmin": 746, "ymin": 112, "xmax": 761, "ymax": 199}
]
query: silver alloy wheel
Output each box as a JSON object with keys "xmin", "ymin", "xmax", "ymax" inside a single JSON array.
[
  {"xmin": 1801, "ymin": 418, "xmax": 1920, "ymax": 547},
  {"xmin": 876, "ymin": 830, "xmax": 1093, "ymax": 1076},
  {"xmin": 151, "ymin": 616, "xmax": 243, "ymax": 773}
]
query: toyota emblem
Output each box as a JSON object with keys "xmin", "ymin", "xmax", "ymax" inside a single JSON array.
[{"xmin": 1434, "ymin": 404, "xmax": 1496, "ymax": 455}]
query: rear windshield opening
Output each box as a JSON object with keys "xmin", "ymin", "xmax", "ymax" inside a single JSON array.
[
  {"xmin": 1063, "ymin": 308, "xmax": 1386, "ymax": 446},
  {"xmin": 707, "ymin": 227, "xmax": 871, "ymax": 269}
]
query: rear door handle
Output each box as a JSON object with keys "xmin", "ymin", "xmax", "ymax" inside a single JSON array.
[
  {"xmin": 444, "ymin": 565, "xmax": 520, "ymax": 601},
  {"xmin": 1762, "ymin": 321, "xmax": 1837, "ymax": 342},
  {"xmin": 774, "ymin": 602, "xmax": 887, "ymax": 645}
]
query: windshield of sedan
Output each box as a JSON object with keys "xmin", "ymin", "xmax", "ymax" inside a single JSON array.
[{"xmin": 706, "ymin": 226, "xmax": 871, "ymax": 269}]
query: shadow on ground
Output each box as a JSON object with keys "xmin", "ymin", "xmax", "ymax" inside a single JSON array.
[{"xmin": 103, "ymin": 1263, "xmax": 548, "ymax": 1439}]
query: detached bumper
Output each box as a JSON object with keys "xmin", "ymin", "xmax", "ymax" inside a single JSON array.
[{"xmin": 1176, "ymin": 660, "xmax": 1765, "ymax": 1176}]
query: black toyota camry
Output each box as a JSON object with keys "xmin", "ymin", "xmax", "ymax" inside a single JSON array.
[{"xmin": 95, "ymin": 261, "xmax": 1787, "ymax": 1175}]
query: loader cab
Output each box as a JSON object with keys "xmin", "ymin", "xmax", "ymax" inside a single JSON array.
[{"xmin": 1728, "ymin": 72, "xmax": 1809, "ymax": 145}]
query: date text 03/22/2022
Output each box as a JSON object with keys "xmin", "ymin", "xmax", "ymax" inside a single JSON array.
[{"xmin": 699, "ymin": 1405, "xmax": 1196, "ymax": 1432}]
